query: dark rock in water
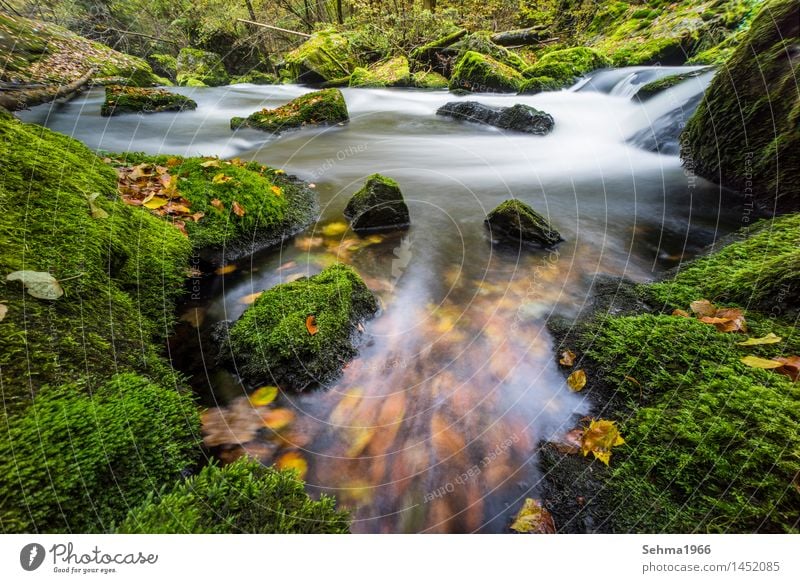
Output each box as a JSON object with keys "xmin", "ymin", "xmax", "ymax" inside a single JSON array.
[
  {"xmin": 485, "ymin": 199, "xmax": 562, "ymax": 247},
  {"xmin": 628, "ymin": 92, "xmax": 703, "ymax": 155},
  {"xmin": 344, "ymin": 174, "xmax": 410, "ymax": 232},
  {"xmin": 437, "ymin": 101, "xmax": 554, "ymax": 134}
]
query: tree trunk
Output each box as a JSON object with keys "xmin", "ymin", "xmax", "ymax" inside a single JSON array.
[
  {"xmin": 336, "ymin": 0, "xmax": 343, "ymax": 24},
  {"xmin": 490, "ymin": 26, "xmax": 551, "ymax": 47},
  {"xmin": 243, "ymin": 0, "xmax": 275, "ymax": 73},
  {"xmin": 0, "ymin": 68, "xmax": 95, "ymax": 111},
  {"xmin": 423, "ymin": 0, "xmax": 436, "ymax": 12}
]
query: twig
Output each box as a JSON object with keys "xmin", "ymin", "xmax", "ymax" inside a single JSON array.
[
  {"xmin": 95, "ymin": 26, "xmax": 178, "ymax": 45},
  {"xmin": 236, "ymin": 18, "xmax": 311, "ymax": 38}
]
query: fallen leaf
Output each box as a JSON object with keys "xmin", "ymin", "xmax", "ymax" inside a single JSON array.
[
  {"xmin": 143, "ymin": 196, "xmax": 168, "ymax": 209},
  {"xmin": 559, "ymin": 349, "xmax": 576, "ymax": 367},
  {"xmin": 239, "ymin": 292, "xmax": 263, "ymax": 305},
  {"xmin": 261, "ymin": 408, "xmax": 295, "ymax": 430},
  {"xmin": 232, "ymin": 200, "xmax": 246, "ymax": 217},
  {"xmin": 166, "ymin": 157, "xmax": 182, "ymax": 167},
  {"xmin": 321, "ymin": 221, "xmax": 348, "ymax": 237},
  {"xmin": 212, "ymin": 172, "xmax": 232, "ymax": 184},
  {"xmin": 294, "ymin": 236, "xmax": 324, "ymax": 251},
  {"xmin": 191, "ymin": 211, "xmax": 205, "ymax": 222},
  {"xmin": 215, "ymin": 264, "xmax": 237, "ymax": 275},
  {"xmin": 737, "ymin": 333, "xmax": 782, "ymax": 346},
  {"xmin": 672, "ymin": 309, "xmax": 690, "ymax": 317},
  {"xmin": 690, "ymin": 299, "xmax": 717, "ymax": 317},
  {"xmin": 345, "ymin": 426, "xmax": 377, "ymax": 457},
  {"xmin": 306, "ymin": 314, "xmax": 318, "ymax": 335},
  {"xmin": 510, "ymin": 498, "xmax": 555, "ymax": 534},
  {"xmin": 740, "ymin": 355, "xmax": 783, "ymax": 369},
  {"xmin": 180, "ymin": 307, "xmax": 205, "ymax": 328},
  {"xmin": 249, "ymin": 386, "xmax": 279, "ymax": 406},
  {"xmin": 87, "ymin": 193, "xmax": 109, "ymax": 219},
  {"xmin": 200, "ymin": 159, "xmax": 221, "ymax": 168},
  {"xmin": 0, "ymin": 304, "xmax": 7, "ymax": 321},
  {"xmin": 276, "ymin": 451, "xmax": 308, "ymax": 479},
  {"xmin": 774, "ymin": 356, "xmax": 800, "ymax": 382},
  {"xmin": 553, "ymin": 428, "xmax": 584, "ymax": 454},
  {"xmin": 211, "ymin": 198, "xmax": 224, "ymax": 211},
  {"xmin": 581, "ymin": 419, "xmax": 625, "ymax": 466},
  {"xmin": 567, "ymin": 369, "xmax": 587, "ymax": 392},
  {"xmin": 6, "ymin": 271, "xmax": 64, "ymax": 300},
  {"xmin": 714, "ymin": 307, "xmax": 747, "ymax": 332},
  {"xmin": 271, "ymin": 185, "xmax": 283, "ymax": 196}
]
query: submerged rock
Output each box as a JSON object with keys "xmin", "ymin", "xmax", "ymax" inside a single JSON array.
[
  {"xmin": 344, "ymin": 174, "xmax": 410, "ymax": 232},
  {"xmin": 449, "ymin": 51, "xmax": 524, "ymax": 93},
  {"xmin": 284, "ymin": 29, "xmax": 357, "ymax": 83},
  {"xmin": 633, "ymin": 68, "xmax": 711, "ymax": 101},
  {"xmin": 176, "ymin": 48, "xmax": 229, "ymax": 87},
  {"xmin": 485, "ymin": 199, "xmax": 562, "ymax": 247},
  {"xmin": 230, "ymin": 88, "xmax": 349, "ymax": 133},
  {"xmin": 681, "ymin": 0, "xmax": 799, "ymax": 211},
  {"xmin": 222, "ymin": 263, "xmax": 378, "ymax": 390},
  {"xmin": 437, "ymin": 101, "xmax": 554, "ymax": 135},
  {"xmin": 100, "ymin": 85, "xmax": 196, "ymax": 116}
]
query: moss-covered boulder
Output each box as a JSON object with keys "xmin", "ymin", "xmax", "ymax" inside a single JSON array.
[
  {"xmin": 231, "ymin": 71, "xmax": 278, "ymax": 85},
  {"xmin": 284, "ymin": 29, "xmax": 358, "ymax": 83},
  {"xmin": 449, "ymin": 33, "xmax": 529, "ymax": 71},
  {"xmin": 412, "ymin": 70, "xmax": 449, "ymax": 89},
  {"xmin": 437, "ymin": 101, "xmax": 554, "ymax": 134},
  {"xmin": 349, "ymin": 56, "xmax": 412, "ymax": 88},
  {"xmin": 344, "ymin": 174, "xmax": 411, "ymax": 232},
  {"xmin": 101, "ymin": 85, "xmax": 197, "ymax": 116},
  {"xmin": 449, "ymin": 51, "xmax": 524, "ymax": 93},
  {"xmin": 682, "ymin": 0, "xmax": 799, "ymax": 211},
  {"xmin": 634, "ymin": 68, "xmax": 711, "ymax": 100},
  {"xmin": 112, "ymin": 154, "xmax": 317, "ymax": 265},
  {"xmin": 223, "ymin": 264, "xmax": 378, "ymax": 390},
  {"xmin": 230, "ymin": 88, "xmax": 349, "ymax": 133},
  {"xmin": 176, "ymin": 48, "xmax": 229, "ymax": 87},
  {"xmin": 485, "ymin": 199, "xmax": 562, "ymax": 247},
  {"xmin": 410, "ymin": 28, "xmax": 467, "ymax": 68},
  {"xmin": 149, "ymin": 53, "xmax": 177, "ymax": 82},
  {"xmin": 118, "ymin": 457, "xmax": 350, "ymax": 533},
  {"xmin": 520, "ymin": 47, "xmax": 610, "ymax": 94},
  {"xmin": 0, "ymin": 374, "xmax": 199, "ymax": 533}
]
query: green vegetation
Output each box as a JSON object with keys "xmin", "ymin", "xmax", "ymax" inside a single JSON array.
[
  {"xmin": 176, "ymin": 47, "xmax": 229, "ymax": 87},
  {"xmin": 411, "ymin": 70, "xmax": 449, "ymax": 89},
  {"xmin": 485, "ymin": 199, "xmax": 562, "ymax": 247},
  {"xmin": 284, "ymin": 30, "xmax": 358, "ymax": 83},
  {"xmin": 225, "ymin": 263, "xmax": 378, "ymax": 390},
  {"xmin": 101, "ymin": 85, "xmax": 197, "ymax": 116},
  {"xmin": 521, "ymin": 46, "xmax": 610, "ymax": 92},
  {"xmin": 0, "ymin": 374, "xmax": 199, "ymax": 533},
  {"xmin": 449, "ymin": 32, "xmax": 529, "ymax": 71},
  {"xmin": 350, "ymin": 56, "xmax": 412, "ymax": 87},
  {"xmin": 682, "ymin": 0, "xmax": 799, "ymax": 211},
  {"xmin": 231, "ymin": 88, "xmax": 349, "ymax": 132},
  {"xmin": 118, "ymin": 458, "xmax": 350, "ymax": 534},
  {"xmin": 449, "ymin": 51, "xmax": 524, "ymax": 93},
  {"xmin": 231, "ymin": 71, "xmax": 279, "ymax": 85},
  {"xmin": 634, "ymin": 69, "xmax": 710, "ymax": 100},
  {"xmin": 149, "ymin": 53, "xmax": 178, "ymax": 82}
]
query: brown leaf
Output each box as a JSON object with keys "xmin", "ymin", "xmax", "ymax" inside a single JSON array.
[
  {"xmin": 0, "ymin": 303, "xmax": 7, "ymax": 321},
  {"xmin": 261, "ymin": 408, "xmax": 295, "ymax": 430},
  {"xmin": 690, "ymin": 299, "xmax": 717, "ymax": 317},
  {"xmin": 672, "ymin": 309, "xmax": 690, "ymax": 318},
  {"xmin": 774, "ymin": 356, "xmax": 800, "ymax": 381},
  {"xmin": 211, "ymin": 198, "xmax": 225, "ymax": 211},
  {"xmin": 559, "ymin": 349, "xmax": 576, "ymax": 367},
  {"xmin": 510, "ymin": 498, "xmax": 555, "ymax": 534},
  {"xmin": 567, "ymin": 369, "xmax": 587, "ymax": 392},
  {"xmin": 306, "ymin": 314, "xmax": 318, "ymax": 335},
  {"xmin": 553, "ymin": 428, "xmax": 584, "ymax": 454},
  {"xmin": 232, "ymin": 200, "xmax": 246, "ymax": 217}
]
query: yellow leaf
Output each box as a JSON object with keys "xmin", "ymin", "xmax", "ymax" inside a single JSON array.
[
  {"xmin": 510, "ymin": 498, "xmax": 556, "ymax": 534},
  {"xmin": 741, "ymin": 355, "xmax": 783, "ymax": 369},
  {"xmin": 559, "ymin": 349, "xmax": 576, "ymax": 367},
  {"xmin": 6, "ymin": 271, "xmax": 64, "ymax": 300},
  {"xmin": 581, "ymin": 419, "xmax": 625, "ymax": 466},
  {"xmin": 87, "ymin": 193, "xmax": 109, "ymax": 219},
  {"xmin": 737, "ymin": 333, "xmax": 782, "ymax": 346},
  {"xmin": 261, "ymin": 408, "xmax": 295, "ymax": 430},
  {"xmin": 143, "ymin": 196, "xmax": 168, "ymax": 209},
  {"xmin": 346, "ymin": 426, "xmax": 376, "ymax": 457},
  {"xmin": 212, "ymin": 173, "xmax": 231, "ymax": 184},
  {"xmin": 270, "ymin": 185, "xmax": 283, "ymax": 196},
  {"xmin": 200, "ymin": 159, "xmax": 221, "ymax": 168},
  {"xmin": 567, "ymin": 369, "xmax": 587, "ymax": 392},
  {"xmin": 249, "ymin": 386, "xmax": 279, "ymax": 406},
  {"xmin": 276, "ymin": 451, "xmax": 308, "ymax": 479},
  {"xmin": 0, "ymin": 303, "xmax": 7, "ymax": 321},
  {"xmin": 239, "ymin": 292, "xmax": 263, "ymax": 305},
  {"xmin": 321, "ymin": 221, "xmax": 348, "ymax": 237},
  {"xmin": 215, "ymin": 264, "xmax": 237, "ymax": 275},
  {"xmin": 329, "ymin": 388, "xmax": 364, "ymax": 425}
]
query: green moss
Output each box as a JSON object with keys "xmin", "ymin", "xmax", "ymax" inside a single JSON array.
[
  {"xmin": 0, "ymin": 373, "xmax": 199, "ymax": 533},
  {"xmin": 634, "ymin": 68, "xmax": 711, "ymax": 100},
  {"xmin": 349, "ymin": 56, "xmax": 412, "ymax": 87},
  {"xmin": 449, "ymin": 51, "xmax": 524, "ymax": 93},
  {"xmin": 284, "ymin": 29, "xmax": 358, "ymax": 83},
  {"xmin": 231, "ymin": 88, "xmax": 349, "ymax": 133},
  {"xmin": 450, "ymin": 33, "xmax": 529, "ymax": 71},
  {"xmin": 581, "ymin": 314, "xmax": 800, "ymax": 532},
  {"xmin": 101, "ymin": 85, "xmax": 197, "ymax": 116},
  {"xmin": 344, "ymin": 174, "xmax": 410, "ymax": 231},
  {"xmin": 230, "ymin": 71, "xmax": 278, "ymax": 85},
  {"xmin": 176, "ymin": 48, "xmax": 229, "ymax": 87},
  {"xmin": 682, "ymin": 0, "xmax": 800, "ymax": 211},
  {"xmin": 225, "ymin": 263, "xmax": 378, "ymax": 390},
  {"xmin": 149, "ymin": 53, "xmax": 177, "ymax": 81},
  {"xmin": 518, "ymin": 76, "xmax": 564, "ymax": 94},
  {"xmin": 411, "ymin": 70, "xmax": 449, "ymax": 89},
  {"xmin": 118, "ymin": 457, "xmax": 349, "ymax": 533},
  {"xmin": 409, "ymin": 28, "xmax": 467, "ymax": 62},
  {"xmin": 522, "ymin": 46, "xmax": 610, "ymax": 90},
  {"xmin": 0, "ymin": 115, "xmax": 191, "ymax": 412},
  {"xmin": 92, "ymin": 50, "xmax": 162, "ymax": 87},
  {"xmin": 485, "ymin": 199, "xmax": 562, "ymax": 247}
]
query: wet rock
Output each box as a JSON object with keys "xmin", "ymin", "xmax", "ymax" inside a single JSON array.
[
  {"xmin": 449, "ymin": 51, "xmax": 524, "ymax": 93},
  {"xmin": 100, "ymin": 85, "xmax": 196, "ymax": 116},
  {"xmin": 344, "ymin": 174, "xmax": 410, "ymax": 232},
  {"xmin": 485, "ymin": 199, "xmax": 562, "ymax": 247},
  {"xmin": 436, "ymin": 101, "xmax": 554, "ymax": 135},
  {"xmin": 284, "ymin": 29, "xmax": 357, "ymax": 83},
  {"xmin": 221, "ymin": 264, "xmax": 378, "ymax": 390},
  {"xmin": 350, "ymin": 56, "xmax": 412, "ymax": 87},
  {"xmin": 230, "ymin": 88, "xmax": 348, "ymax": 133},
  {"xmin": 176, "ymin": 48, "xmax": 229, "ymax": 87},
  {"xmin": 519, "ymin": 46, "xmax": 610, "ymax": 94}
]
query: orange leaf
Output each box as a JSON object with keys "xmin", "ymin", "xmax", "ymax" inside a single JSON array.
[
  {"xmin": 276, "ymin": 451, "xmax": 308, "ymax": 479},
  {"xmin": 581, "ymin": 419, "xmax": 625, "ymax": 465},
  {"xmin": 690, "ymin": 299, "xmax": 717, "ymax": 317},
  {"xmin": 774, "ymin": 356, "xmax": 800, "ymax": 382},
  {"xmin": 306, "ymin": 314, "xmax": 318, "ymax": 335},
  {"xmin": 672, "ymin": 309, "xmax": 690, "ymax": 317},
  {"xmin": 559, "ymin": 349, "xmax": 576, "ymax": 367},
  {"xmin": 271, "ymin": 184, "xmax": 283, "ymax": 197},
  {"xmin": 510, "ymin": 498, "xmax": 555, "ymax": 534},
  {"xmin": 232, "ymin": 200, "xmax": 246, "ymax": 217},
  {"xmin": 215, "ymin": 264, "xmax": 237, "ymax": 275},
  {"xmin": 211, "ymin": 198, "xmax": 224, "ymax": 211},
  {"xmin": 261, "ymin": 408, "xmax": 295, "ymax": 430}
]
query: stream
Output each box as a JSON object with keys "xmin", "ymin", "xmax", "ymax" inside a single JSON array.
[{"xmin": 20, "ymin": 66, "xmax": 741, "ymax": 533}]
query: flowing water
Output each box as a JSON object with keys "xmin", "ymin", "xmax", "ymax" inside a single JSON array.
[{"xmin": 20, "ymin": 67, "xmax": 741, "ymax": 532}]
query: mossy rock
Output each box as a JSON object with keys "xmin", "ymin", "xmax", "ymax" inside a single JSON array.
[
  {"xmin": 112, "ymin": 153, "xmax": 317, "ymax": 265},
  {"xmin": 0, "ymin": 374, "xmax": 200, "ymax": 533},
  {"xmin": 485, "ymin": 199, "xmax": 562, "ymax": 247},
  {"xmin": 118, "ymin": 457, "xmax": 349, "ymax": 533},
  {"xmin": 518, "ymin": 76, "xmax": 564, "ymax": 94},
  {"xmin": 344, "ymin": 174, "xmax": 410, "ymax": 232},
  {"xmin": 176, "ymin": 48, "xmax": 229, "ymax": 87},
  {"xmin": 231, "ymin": 71, "xmax": 278, "ymax": 85},
  {"xmin": 409, "ymin": 28, "xmax": 467, "ymax": 64},
  {"xmin": 284, "ymin": 29, "xmax": 358, "ymax": 83},
  {"xmin": 521, "ymin": 46, "xmax": 610, "ymax": 92},
  {"xmin": 349, "ymin": 56, "xmax": 412, "ymax": 88},
  {"xmin": 449, "ymin": 33, "xmax": 529, "ymax": 72},
  {"xmin": 0, "ymin": 115, "xmax": 191, "ymax": 412},
  {"xmin": 101, "ymin": 85, "xmax": 197, "ymax": 116},
  {"xmin": 681, "ymin": 0, "xmax": 800, "ymax": 211},
  {"xmin": 449, "ymin": 51, "xmax": 524, "ymax": 93},
  {"xmin": 411, "ymin": 70, "xmax": 449, "ymax": 89},
  {"xmin": 223, "ymin": 264, "xmax": 378, "ymax": 390},
  {"xmin": 230, "ymin": 88, "xmax": 349, "ymax": 133},
  {"xmin": 633, "ymin": 68, "xmax": 711, "ymax": 100},
  {"xmin": 149, "ymin": 53, "xmax": 177, "ymax": 81}
]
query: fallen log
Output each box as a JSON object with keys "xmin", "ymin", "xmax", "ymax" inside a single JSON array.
[
  {"xmin": 490, "ymin": 26, "xmax": 551, "ymax": 47},
  {"xmin": 0, "ymin": 68, "xmax": 95, "ymax": 111}
]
